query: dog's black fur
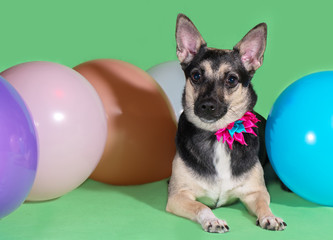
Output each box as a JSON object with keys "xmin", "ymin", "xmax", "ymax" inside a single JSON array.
[{"xmin": 177, "ymin": 111, "xmax": 268, "ymax": 178}]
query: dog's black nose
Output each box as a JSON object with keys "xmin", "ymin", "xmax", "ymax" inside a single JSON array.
[{"xmin": 200, "ymin": 101, "xmax": 216, "ymax": 113}]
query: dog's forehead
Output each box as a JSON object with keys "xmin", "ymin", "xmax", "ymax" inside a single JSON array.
[
  {"xmin": 200, "ymin": 59, "xmax": 231, "ymax": 79},
  {"xmin": 199, "ymin": 49, "xmax": 239, "ymax": 77}
]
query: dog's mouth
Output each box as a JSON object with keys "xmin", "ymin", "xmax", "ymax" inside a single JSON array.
[{"xmin": 198, "ymin": 117, "xmax": 220, "ymax": 124}]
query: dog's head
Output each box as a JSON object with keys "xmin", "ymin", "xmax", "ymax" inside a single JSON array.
[{"xmin": 176, "ymin": 14, "xmax": 267, "ymax": 132}]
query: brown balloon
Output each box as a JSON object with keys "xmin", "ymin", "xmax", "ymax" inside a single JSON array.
[{"xmin": 74, "ymin": 59, "xmax": 177, "ymax": 185}]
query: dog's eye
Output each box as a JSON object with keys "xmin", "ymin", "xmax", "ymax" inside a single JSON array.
[
  {"xmin": 226, "ymin": 75, "xmax": 239, "ymax": 87},
  {"xmin": 191, "ymin": 71, "xmax": 202, "ymax": 83}
]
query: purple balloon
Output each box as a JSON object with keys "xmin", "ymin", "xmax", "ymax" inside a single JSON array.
[{"xmin": 0, "ymin": 76, "xmax": 38, "ymax": 219}]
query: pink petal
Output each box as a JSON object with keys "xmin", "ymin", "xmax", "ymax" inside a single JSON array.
[
  {"xmin": 245, "ymin": 127, "xmax": 257, "ymax": 136},
  {"xmin": 234, "ymin": 132, "xmax": 247, "ymax": 146}
]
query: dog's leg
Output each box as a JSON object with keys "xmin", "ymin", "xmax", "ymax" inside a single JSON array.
[
  {"xmin": 241, "ymin": 187, "xmax": 287, "ymax": 231},
  {"xmin": 166, "ymin": 191, "xmax": 229, "ymax": 233}
]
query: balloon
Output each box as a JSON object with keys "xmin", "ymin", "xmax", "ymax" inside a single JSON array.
[
  {"xmin": 0, "ymin": 76, "xmax": 38, "ymax": 218},
  {"xmin": 74, "ymin": 59, "xmax": 177, "ymax": 185},
  {"xmin": 266, "ymin": 71, "xmax": 333, "ymax": 206},
  {"xmin": 1, "ymin": 62, "xmax": 107, "ymax": 201},
  {"xmin": 147, "ymin": 61, "xmax": 185, "ymax": 119}
]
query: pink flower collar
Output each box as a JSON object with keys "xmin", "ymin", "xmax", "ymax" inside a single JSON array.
[{"xmin": 215, "ymin": 111, "xmax": 260, "ymax": 149}]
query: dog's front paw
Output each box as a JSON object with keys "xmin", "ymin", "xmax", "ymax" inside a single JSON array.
[
  {"xmin": 201, "ymin": 218, "xmax": 229, "ymax": 233},
  {"xmin": 256, "ymin": 216, "xmax": 287, "ymax": 231}
]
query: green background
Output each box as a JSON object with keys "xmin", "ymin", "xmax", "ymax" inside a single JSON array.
[
  {"xmin": 1, "ymin": 0, "xmax": 333, "ymax": 239},
  {"xmin": 2, "ymin": 0, "xmax": 333, "ymax": 116}
]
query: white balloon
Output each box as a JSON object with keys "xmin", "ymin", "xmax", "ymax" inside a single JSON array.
[
  {"xmin": 2, "ymin": 61, "xmax": 107, "ymax": 201},
  {"xmin": 147, "ymin": 61, "xmax": 185, "ymax": 120}
]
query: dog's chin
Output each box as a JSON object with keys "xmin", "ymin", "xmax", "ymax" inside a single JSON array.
[
  {"xmin": 185, "ymin": 108, "xmax": 244, "ymax": 132},
  {"xmin": 184, "ymin": 110, "xmax": 226, "ymax": 132},
  {"xmin": 195, "ymin": 116, "xmax": 227, "ymax": 132}
]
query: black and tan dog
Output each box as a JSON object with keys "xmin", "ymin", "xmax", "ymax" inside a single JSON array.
[{"xmin": 166, "ymin": 14, "xmax": 287, "ymax": 233}]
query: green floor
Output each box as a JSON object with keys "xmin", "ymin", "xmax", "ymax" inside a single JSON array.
[{"xmin": 1, "ymin": 178, "xmax": 332, "ymax": 240}]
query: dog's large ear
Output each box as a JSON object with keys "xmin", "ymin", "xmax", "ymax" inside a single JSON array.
[
  {"xmin": 234, "ymin": 23, "xmax": 267, "ymax": 72},
  {"xmin": 176, "ymin": 14, "xmax": 206, "ymax": 64}
]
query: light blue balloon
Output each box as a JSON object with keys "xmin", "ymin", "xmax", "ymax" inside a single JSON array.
[
  {"xmin": 147, "ymin": 61, "xmax": 185, "ymax": 120},
  {"xmin": 266, "ymin": 71, "xmax": 333, "ymax": 206}
]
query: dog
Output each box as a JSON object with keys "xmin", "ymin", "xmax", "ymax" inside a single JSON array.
[{"xmin": 166, "ymin": 14, "xmax": 287, "ymax": 233}]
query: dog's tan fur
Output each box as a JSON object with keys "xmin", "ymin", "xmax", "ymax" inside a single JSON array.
[{"xmin": 167, "ymin": 143, "xmax": 281, "ymax": 232}]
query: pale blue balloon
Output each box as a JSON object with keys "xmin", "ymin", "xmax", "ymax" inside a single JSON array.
[
  {"xmin": 266, "ymin": 71, "xmax": 333, "ymax": 206},
  {"xmin": 147, "ymin": 61, "xmax": 185, "ymax": 120}
]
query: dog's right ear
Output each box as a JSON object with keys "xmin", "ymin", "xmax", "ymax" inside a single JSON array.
[{"xmin": 176, "ymin": 14, "xmax": 206, "ymax": 64}]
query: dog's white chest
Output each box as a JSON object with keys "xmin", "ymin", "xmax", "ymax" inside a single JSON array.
[{"xmin": 197, "ymin": 142, "xmax": 240, "ymax": 207}]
